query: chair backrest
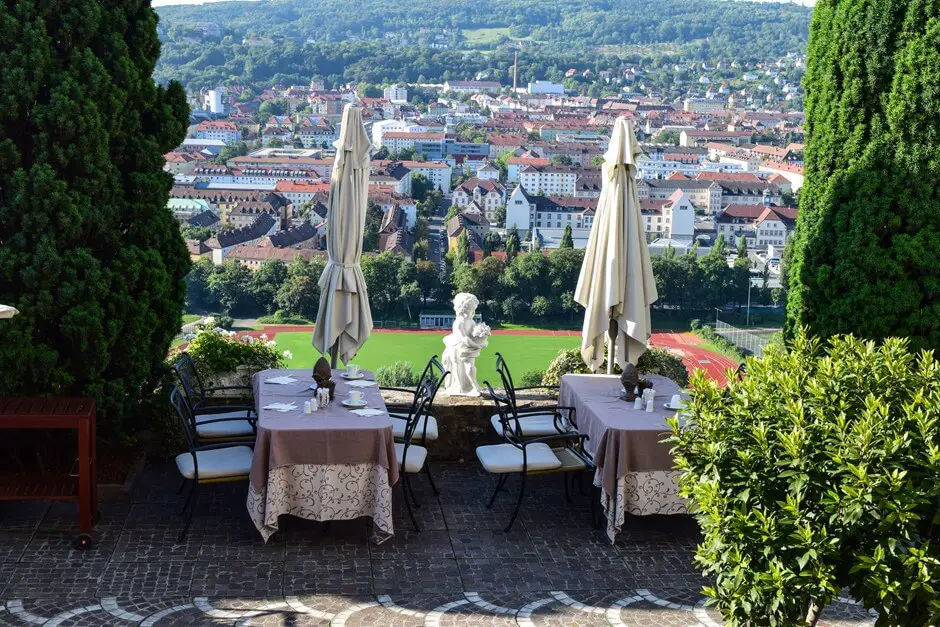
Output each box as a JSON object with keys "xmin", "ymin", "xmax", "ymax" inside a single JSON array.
[
  {"xmin": 400, "ymin": 379, "xmax": 435, "ymax": 451},
  {"xmin": 169, "ymin": 385, "xmax": 198, "ymax": 452},
  {"xmin": 405, "ymin": 355, "xmax": 448, "ymax": 419},
  {"xmin": 172, "ymin": 353, "xmax": 208, "ymax": 407},
  {"xmin": 484, "ymin": 379, "xmax": 525, "ymax": 444},
  {"xmin": 494, "ymin": 353, "xmax": 525, "ymax": 411}
]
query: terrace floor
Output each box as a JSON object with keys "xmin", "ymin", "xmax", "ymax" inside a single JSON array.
[{"xmin": 0, "ymin": 461, "xmax": 876, "ymax": 626}]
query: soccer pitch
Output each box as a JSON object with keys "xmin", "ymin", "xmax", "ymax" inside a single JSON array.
[{"xmin": 272, "ymin": 331, "xmax": 580, "ymax": 384}]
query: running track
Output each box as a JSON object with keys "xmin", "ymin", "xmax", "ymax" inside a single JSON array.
[{"xmin": 223, "ymin": 325, "xmax": 736, "ymax": 385}]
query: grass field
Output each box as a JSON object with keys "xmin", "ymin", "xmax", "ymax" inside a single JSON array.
[
  {"xmin": 182, "ymin": 314, "xmax": 202, "ymax": 325},
  {"xmin": 461, "ymin": 27, "xmax": 512, "ymax": 45},
  {"xmin": 272, "ymin": 331, "xmax": 579, "ymax": 384}
]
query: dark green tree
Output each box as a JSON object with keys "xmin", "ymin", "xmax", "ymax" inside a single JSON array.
[
  {"xmin": 560, "ymin": 224, "xmax": 574, "ymax": 249},
  {"xmin": 786, "ymin": 0, "xmax": 940, "ymax": 349},
  {"xmin": 0, "ymin": 1, "xmax": 190, "ymax": 439},
  {"xmin": 410, "ymin": 173, "xmax": 431, "ymax": 203}
]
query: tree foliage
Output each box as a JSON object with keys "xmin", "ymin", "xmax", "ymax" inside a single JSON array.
[
  {"xmin": 0, "ymin": 1, "xmax": 190, "ymax": 439},
  {"xmin": 670, "ymin": 331, "xmax": 940, "ymax": 625},
  {"xmin": 787, "ymin": 0, "xmax": 940, "ymax": 349}
]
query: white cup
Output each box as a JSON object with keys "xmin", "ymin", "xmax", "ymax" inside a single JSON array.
[
  {"xmin": 670, "ymin": 394, "xmax": 682, "ymax": 408},
  {"xmin": 346, "ymin": 363, "xmax": 360, "ymax": 377},
  {"xmin": 349, "ymin": 390, "xmax": 364, "ymax": 403}
]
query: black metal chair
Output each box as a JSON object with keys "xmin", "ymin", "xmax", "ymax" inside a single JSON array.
[
  {"xmin": 393, "ymin": 380, "xmax": 435, "ymax": 531},
  {"xmin": 489, "ymin": 353, "xmax": 576, "ymax": 438},
  {"xmin": 172, "ymin": 353, "xmax": 256, "ymax": 443},
  {"xmin": 477, "ymin": 381, "xmax": 593, "ymax": 532},
  {"xmin": 384, "ymin": 356, "xmax": 448, "ymax": 496},
  {"xmin": 169, "ymin": 386, "xmax": 253, "ymax": 542}
]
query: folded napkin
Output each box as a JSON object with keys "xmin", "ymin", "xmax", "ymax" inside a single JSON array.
[
  {"xmin": 345, "ymin": 380, "xmax": 377, "ymax": 388},
  {"xmin": 349, "ymin": 408, "xmax": 385, "ymax": 417},
  {"xmin": 265, "ymin": 376, "xmax": 298, "ymax": 385},
  {"xmin": 262, "ymin": 402, "xmax": 298, "ymax": 413}
]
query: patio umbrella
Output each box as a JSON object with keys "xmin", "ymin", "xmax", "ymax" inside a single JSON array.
[
  {"xmin": 0, "ymin": 305, "xmax": 18, "ymax": 319},
  {"xmin": 312, "ymin": 104, "xmax": 374, "ymax": 366},
  {"xmin": 574, "ymin": 117, "xmax": 657, "ymax": 374}
]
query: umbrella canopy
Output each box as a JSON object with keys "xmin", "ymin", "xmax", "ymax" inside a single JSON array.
[
  {"xmin": 574, "ymin": 117, "xmax": 658, "ymax": 373},
  {"xmin": 0, "ymin": 305, "xmax": 18, "ymax": 319},
  {"xmin": 312, "ymin": 105, "xmax": 374, "ymax": 365}
]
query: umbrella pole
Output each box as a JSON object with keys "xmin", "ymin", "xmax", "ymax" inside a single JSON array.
[
  {"xmin": 330, "ymin": 341, "xmax": 338, "ymax": 369},
  {"xmin": 607, "ymin": 317, "xmax": 617, "ymax": 375}
]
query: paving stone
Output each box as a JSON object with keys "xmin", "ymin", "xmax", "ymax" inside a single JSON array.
[
  {"xmin": 96, "ymin": 560, "xmax": 194, "ymax": 597},
  {"xmin": 4, "ymin": 560, "xmax": 106, "ymax": 599},
  {"xmin": 448, "ymin": 529, "xmax": 537, "ymax": 560},
  {"xmin": 282, "ymin": 519, "xmax": 372, "ymax": 560},
  {"xmin": 373, "ymin": 558, "xmax": 464, "ymax": 595},
  {"xmin": 190, "ymin": 561, "xmax": 284, "ymax": 597},
  {"xmin": 392, "ymin": 486, "xmax": 447, "ymax": 531},
  {"xmin": 0, "ymin": 501, "xmax": 49, "ymax": 531},
  {"xmin": 370, "ymin": 529, "xmax": 454, "ymax": 560},
  {"xmin": 282, "ymin": 558, "xmax": 373, "ymax": 595},
  {"xmin": 526, "ymin": 526, "xmax": 621, "ymax": 562},
  {"xmin": 21, "ymin": 502, "xmax": 129, "ymax": 564},
  {"xmin": 190, "ymin": 516, "xmax": 285, "ymax": 562},
  {"xmin": 456, "ymin": 558, "xmax": 553, "ymax": 593},
  {"xmin": 0, "ymin": 531, "xmax": 34, "ymax": 564}
]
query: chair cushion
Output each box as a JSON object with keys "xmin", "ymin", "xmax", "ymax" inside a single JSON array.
[
  {"xmin": 490, "ymin": 413, "xmax": 564, "ymax": 437},
  {"xmin": 390, "ymin": 415, "xmax": 439, "ymax": 441},
  {"xmin": 175, "ymin": 446, "xmax": 253, "ymax": 480},
  {"xmin": 394, "ymin": 442, "xmax": 428, "ymax": 473},
  {"xmin": 475, "ymin": 443, "xmax": 563, "ymax": 474},
  {"xmin": 195, "ymin": 412, "xmax": 255, "ymax": 438}
]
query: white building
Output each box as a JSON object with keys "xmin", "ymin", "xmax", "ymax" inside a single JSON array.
[
  {"xmin": 204, "ymin": 88, "xmax": 225, "ymax": 114},
  {"xmin": 194, "ymin": 121, "xmax": 239, "ymax": 145},
  {"xmin": 452, "ymin": 178, "xmax": 505, "ymax": 224},
  {"xmin": 505, "ymin": 187, "xmax": 596, "ymax": 247},
  {"xmin": 399, "ymin": 161, "xmax": 453, "ymax": 195},
  {"xmin": 518, "ymin": 164, "xmax": 578, "ymax": 197},
  {"xmin": 640, "ymin": 190, "xmax": 696, "ymax": 243},
  {"xmin": 527, "ymin": 81, "xmax": 565, "ymax": 95},
  {"xmin": 383, "ymin": 84, "xmax": 409, "ymax": 104},
  {"xmin": 476, "ymin": 162, "xmax": 500, "ymax": 181}
]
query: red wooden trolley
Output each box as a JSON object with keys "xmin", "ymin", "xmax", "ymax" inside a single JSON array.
[{"xmin": 0, "ymin": 397, "xmax": 98, "ymax": 549}]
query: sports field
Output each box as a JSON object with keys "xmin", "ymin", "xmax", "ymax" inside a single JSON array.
[{"xmin": 272, "ymin": 331, "xmax": 579, "ymax": 384}]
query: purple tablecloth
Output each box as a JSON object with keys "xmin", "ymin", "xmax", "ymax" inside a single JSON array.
[
  {"xmin": 249, "ymin": 369, "xmax": 399, "ymax": 492},
  {"xmin": 559, "ymin": 374, "xmax": 682, "ymax": 496}
]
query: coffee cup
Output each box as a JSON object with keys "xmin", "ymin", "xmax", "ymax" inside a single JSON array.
[
  {"xmin": 670, "ymin": 394, "xmax": 682, "ymax": 408},
  {"xmin": 349, "ymin": 390, "xmax": 364, "ymax": 403},
  {"xmin": 346, "ymin": 363, "xmax": 360, "ymax": 377}
]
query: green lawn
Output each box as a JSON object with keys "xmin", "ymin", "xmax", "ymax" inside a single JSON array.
[
  {"xmin": 461, "ymin": 27, "xmax": 512, "ymax": 45},
  {"xmin": 182, "ymin": 314, "xmax": 202, "ymax": 325},
  {"xmin": 272, "ymin": 331, "xmax": 579, "ymax": 384}
]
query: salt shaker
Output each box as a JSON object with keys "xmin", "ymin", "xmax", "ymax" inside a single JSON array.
[
  {"xmin": 646, "ymin": 399, "xmax": 654, "ymax": 412},
  {"xmin": 310, "ymin": 396, "xmax": 319, "ymax": 412},
  {"xmin": 633, "ymin": 395, "xmax": 643, "ymax": 410},
  {"xmin": 303, "ymin": 400, "xmax": 312, "ymax": 415}
]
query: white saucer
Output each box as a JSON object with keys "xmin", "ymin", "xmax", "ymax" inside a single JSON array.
[
  {"xmin": 341, "ymin": 372, "xmax": 364, "ymax": 380},
  {"xmin": 664, "ymin": 402, "xmax": 685, "ymax": 410},
  {"xmin": 309, "ymin": 384, "xmax": 319, "ymax": 390},
  {"xmin": 342, "ymin": 399, "xmax": 368, "ymax": 408}
]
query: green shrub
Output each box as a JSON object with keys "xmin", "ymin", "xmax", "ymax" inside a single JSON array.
[
  {"xmin": 541, "ymin": 347, "xmax": 688, "ymax": 387},
  {"xmin": 182, "ymin": 324, "xmax": 286, "ymax": 382},
  {"xmin": 669, "ymin": 331, "xmax": 940, "ymax": 625},
  {"xmin": 375, "ymin": 361, "xmax": 419, "ymax": 387},
  {"xmin": 206, "ymin": 313, "xmax": 234, "ymax": 330},
  {"xmin": 695, "ymin": 325, "xmax": 745, "ymax": 362},
  {"xmin": 689, "ymin": 318, "xmax": 702, "ymax": 330},
  {"xmin": 519, "ymin": 370, "xmax": 546, "ymax": 387},
  {"xmin": 257, "ymin": 310, "xmax": 313, "ymax": 325}
]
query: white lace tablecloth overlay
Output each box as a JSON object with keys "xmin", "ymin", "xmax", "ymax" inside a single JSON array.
[
  {"xmin": 595, "ymin": 469, "xmax": 688, "ymax": 543},
  {"xmin": 247, "ymin": 462, "xmax": 394, "ymax": 543}
]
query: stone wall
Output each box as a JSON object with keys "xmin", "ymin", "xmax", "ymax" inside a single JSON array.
[{"xmin": 381, "ymin": 389, "xmax": 557, "ymax": 461}]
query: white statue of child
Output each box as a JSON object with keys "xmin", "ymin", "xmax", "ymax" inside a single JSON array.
[{"xmin": 441, "ymin": 293, "xmax": 491, "ymax": 396}]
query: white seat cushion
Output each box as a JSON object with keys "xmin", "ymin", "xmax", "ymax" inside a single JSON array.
[
  {"xmin": 195, "ymin": 412, "xmax": 255, "ymax": 438},
  {"xmin": 475, "ymin": 443, "xmax": 563, "ymax": 474},
  {"xmin": 390, "ymin": 415, "xmax": 439, "ymax": 441},
  {"xmin": 490, "ymin": 413, "xmax": 564, "ymax": 437},
  {"xmin": 175, "ymin": 446, "xmax": 253, "ymax": 480},
  {"xmin": 394, "ymin": 442, "xmax": 428, "ymax": 473}
]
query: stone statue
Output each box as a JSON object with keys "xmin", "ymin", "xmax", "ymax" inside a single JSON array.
[
  {"xmin": 441, "ymin": 293, "xmax": 491, "ymax": 396},
  {"xmin": 620, "ymin": 363, "xmax": 640, "ymax": 400}
]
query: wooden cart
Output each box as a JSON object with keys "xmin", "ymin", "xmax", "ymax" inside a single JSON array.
[{"xmin": 0, "ymin": 397, "xmax": 98, "ymax": 549}]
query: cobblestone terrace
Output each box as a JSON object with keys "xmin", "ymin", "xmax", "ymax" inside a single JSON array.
[{"xmin": 0, "ymin": 461, "xmax": 875, "ymax": 626}]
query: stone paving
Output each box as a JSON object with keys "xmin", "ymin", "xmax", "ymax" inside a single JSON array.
[{"xmin": 0, "ymin": 461, "xmax": 876, "ymax": 626}]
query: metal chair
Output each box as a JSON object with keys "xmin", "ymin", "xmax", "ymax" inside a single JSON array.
[
  {"xmin": 393, "ymin": 380, "xmax": 435, "ymax": 531},
  {"xmin": 384, "ymin": 356, "xmax": 448, "ymax": 496},
  {"xmin": 172, "ymin": 353, "xmax": 256, "ymax": 443},
  {"xmin": 489, "ymin": 353, "xmax": 576, "ymax": 438},
  {"xmin": 169, "ymin": 386, "xmax": 253, "ymax": 542},
  {"xmin": 477, "ymin": 382, "xmax": 593, "ymax": 532}
]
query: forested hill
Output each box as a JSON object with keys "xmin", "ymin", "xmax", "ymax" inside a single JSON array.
[{"xmin": 154, "ymin": 0, "xmax": 811, "ymax": 91}]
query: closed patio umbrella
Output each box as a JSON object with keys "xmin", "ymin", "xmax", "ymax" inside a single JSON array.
[
  {"xmin": 575, "ymin": 117, "xmax": 657, "ymax": 373},
  {"xmin": 0, "ymin": 305, "xmax": 18, "ymax": 319},
  {"xmin": 312, "ymin": 105, "xmax": 373, "ymax": 366}
]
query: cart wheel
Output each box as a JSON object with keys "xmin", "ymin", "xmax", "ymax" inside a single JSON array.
[{"xmin": 73, "ymin": 533, "xmax": 94, "ymax": 551}]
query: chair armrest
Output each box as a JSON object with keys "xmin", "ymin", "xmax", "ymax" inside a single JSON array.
[
  {"xmin": 194, "ymin": 416, "xmax": 257, "ymax": 427},
  {"xmin": 521, "ymin": 433, "xmax": 588, "ymax": 447},
  {"xmin": 380, "ymin": 387, "xmax": 416, "ymax": 395},
  {"xmin": 193, "ymin": 405, "xmax": 255, "ymax": 416},
  {"xmin": 204, "ymin": 385, "xmax": 253, "ymax": 393},
  {"xmin": 192, "ymin": 442, "xmax": 254, "ymax": 453}
]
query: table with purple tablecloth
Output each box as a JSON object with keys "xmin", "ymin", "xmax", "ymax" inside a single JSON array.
[
  {"xmin": 246, "ymin": 369, "xmax": 399, "ymax": 543},
  {"xmin": 559, "ymin": 373, "xmax": 688, "ymax": 542}
]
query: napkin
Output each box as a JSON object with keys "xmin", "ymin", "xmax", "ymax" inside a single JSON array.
[
  {"xmin": 349, "ymin": 408, "xmax": 385, "ymax": 417},
  {"xmin": 265, "ymin": 376, "xmax": 298, "ymax": 385},
  {"xmin": 262, "ymin": 402, "xmax": 298, "ymax": 412},
  {"xmin": 345, "ymin": 380, "xmax": 377, "ymax": 388}
]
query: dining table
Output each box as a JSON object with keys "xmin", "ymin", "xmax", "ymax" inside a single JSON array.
[
  {"xmin": 559, "ymin": 373, "xmax": 688, "ymax": 542},
  {"xmin": 246, "ymin": 368, "xmax": 399, "ymax": 544}
]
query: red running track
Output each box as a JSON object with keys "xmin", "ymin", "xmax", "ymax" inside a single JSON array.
[{"xmin": 212, "ymin": 326, "xmax": 735, "ymax": 385}]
